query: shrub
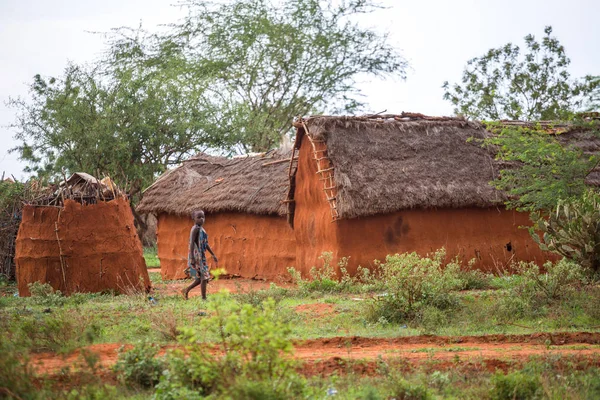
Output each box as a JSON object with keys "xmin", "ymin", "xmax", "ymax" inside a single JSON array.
[
  {"xmin": 113, "ymin": 341, "xmax": 165, "ymax": 388},
  {"xmin": 0, "ymin": 342, "xmax": 37, "ymax": 400},
  {"xmin": 530, "ymin": 189, "xmax": 600, "ymax": 276},
  {"xmin": 28, "ymin": 282, "xmax": 66, "ymax": 307},
  {"xmin": 14, "ymin": 309, "xmax": 98, "ymax": 353},
  {"xmin": 389, "ymin": 377, "xmax": 432, "ymax": 400},
  {"xmin": 288, "ymin": 252, "xmax": 375, "ymax": 294},
  {"xmin": 365, "ymin": 250, "xmax": 461, "ymax": 323},
  {"xmin": 452, "ymin": 260, "xmax": 494, "ymax": 290},
  {"xmin": 155, "ymin": 296, "xmax": 306, "ymax": 399},
  {"xmin": 232, "ymin": 282, "xmax": 291, "ymax": 306},
  {"xmin": 492, "ymin": 258, "xmax": 587, "ymax": 322},
  {"xmin": 490, "ymin": 371, "xmax": 541, "ymax": 400},
  {"xmin": 516, "ymin": 258, "xmax": 585, "ymax": 301}
]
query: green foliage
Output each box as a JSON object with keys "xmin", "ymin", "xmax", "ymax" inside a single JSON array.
[
  {"xmin": 12, "ymin": 308, "xmax": 99, "ymax": 353},
  {"xmin": 0, "ymin": 180, "xmax": 24, "ymax": 210},
  {"xmin": 288, "ymin": 252, "xmax": 374, "ymax": 294},
  {"xmin": 113, "ymin": 341, "xmax": 165, "ymax": 389},
  {"xmin": 388, "ymin": 377, "xmax": 432, "ymax": 400},
  {"xmin": 443, "ymin": 26, "xmax": 598, "ymax": 120},
  {"xmin": 588, "ymin": 76, "xmax": 600, "ymax": 111},
  {"xmin": 515, "ymin": 259, "xmax": 585, "ymax": 301},
  {"xmin": 28, "ymin": 282, "xmax": 66, "ymax": 307},
  {"xmin": 365, "ymin": 250, "xmax": 461, "ymax": 323},
  {"xmin": 530, "ymin": 189, "xmax": 600, "ymax": 274},
  {"xmin": 143, "ymin": 246, "xmax": 160, "ymax": 268},
  {"xmin": 232, "ymin": 282, "xmax": 291, "ymax": 306},
  {"xmin": 490, "ymin": 371, "xmax": 541, "ymax": 400},
  {"xmin": 492, "ymin": 259, "xmax": 586, "ymax": 321},
  {"xmin": 483, "ymin": 124, "xmax": 599, "ymax": 212},
  {"xmin": 156, "ymin": 296, "xmax": 305, "ymax": 398},
  {"xmin": 156, "ymin": 0, "xmax": 407, "ymax": 151},
  {"xmin": 453, "ymin": 265, "xmax": 494, "ymax": 290},
  {"xmin": 0, "ymin": 341, "xmax": 37, "ymax": 400},
  {"xmin": 9, "ymin": 61, "xmax": 210, "ymax": 199}
]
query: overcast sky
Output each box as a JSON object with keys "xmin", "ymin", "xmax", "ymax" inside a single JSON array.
[{"xmin": 1, "ymin": 0, "xmax": 599, "ymax": 180}]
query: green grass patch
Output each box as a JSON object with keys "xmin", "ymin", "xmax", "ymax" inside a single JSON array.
[{"xmin": 143, "ymin": 246, "xmax": 160, "ymax": 268}]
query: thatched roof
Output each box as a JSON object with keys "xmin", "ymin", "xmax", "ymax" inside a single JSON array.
[
  {"xmin": 291, "ymin": 114, "xmax": 600, "ymax": 220},
  {"xmin": 293, "ymin": 114, "xmax": 507, "ymax": 219},
  {"xmin": 555, "ymin": 128, "xmax": 600, "ymax": 187},
  {"xmin": 137, "ymin": 151, "xmax": 292, "ymax": 216}
]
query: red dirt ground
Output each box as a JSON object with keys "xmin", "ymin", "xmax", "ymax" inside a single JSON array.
[
  {"xmin": 30, "ymin": 332, "xmax": 600, "ymax": 376},
  {"xmin": 148, "ymin": 271, "xmax": 291, "ymax": 296}
]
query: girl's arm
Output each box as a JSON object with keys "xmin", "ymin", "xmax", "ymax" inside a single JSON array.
[{"xmin": 206, "ymin": 244, "xmax": 218, "ymax": 265}]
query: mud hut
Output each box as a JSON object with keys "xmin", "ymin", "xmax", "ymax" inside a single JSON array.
[
  {"xmin": 137, "ymin": 151, "xmax": 296, "ymax": 280},
  {"xmin": 287, "ymin": 113, "xmax": 563, "ymax": 275},
  {"xmin": 15, "ymin": 174, "xmax": 150, "ymax": 296}
]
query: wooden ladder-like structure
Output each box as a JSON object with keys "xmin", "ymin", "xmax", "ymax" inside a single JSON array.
[
  {"xmin": 305, "ymin": 124, "xmax": 339, "ymax": 222},
  {"xmin": 285, "ymin": 120, "xmax": 340, "ymax": 226}
]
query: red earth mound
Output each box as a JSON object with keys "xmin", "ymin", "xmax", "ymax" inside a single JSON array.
[{"xmin": 16, "ymin": 198, "xmax": 150, "ymax": 296}]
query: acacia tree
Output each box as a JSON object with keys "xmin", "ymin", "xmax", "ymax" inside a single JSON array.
[
  {"xmin": 9, "ymin": 62, "xmax": 212, "ymax": 196},
  {"xmin": 443, "ymin": 26, "xmax": 598, "ymax": 121},
  {"xmin": 158, "ymin": 0, "xmax": 408, "ymax": 151}
]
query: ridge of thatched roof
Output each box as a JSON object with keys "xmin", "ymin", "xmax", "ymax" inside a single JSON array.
[
  {"xmin": 137, "ymin": 151, "xmax": 292, "ymax": 216},
  {"xmin": 293, "ymin": 114, "xmax": 506, "ymax": 219}
]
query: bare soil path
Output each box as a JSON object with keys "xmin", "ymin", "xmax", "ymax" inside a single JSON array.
[
  {"xmin": 30, "ymin": 332, "xmax": 600, "ymax": 375},
  {"xmin": 147, "ymin": 268, "xmax": 287, "ymax": 295}
]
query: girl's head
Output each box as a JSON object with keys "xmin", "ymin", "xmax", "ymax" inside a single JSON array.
[{"xmin": 192, "ymin": 210, "xmax": 205, "ymax": 226}]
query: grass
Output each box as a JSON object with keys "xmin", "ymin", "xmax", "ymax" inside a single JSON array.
[
  {"xmin": 143, "ymin": 246, "xmax": 160, "ymax": 268},
  {"xmin": 2, "ymin": 252, "xmax": 600, "ymax": 398}
]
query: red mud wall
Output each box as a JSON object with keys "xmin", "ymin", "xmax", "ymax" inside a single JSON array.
[
  {"xmin": 15, "ymin": 198, "xmax": 150, "ymax": 296},
  {"xmin": 293, "ymin": 138, "xmax": 555, "ymax": 276},
  {"xmin": 335, "ymin": 208, "xmax": 556, "ymax": 274},
  {"xmin": 157, "ymin": 212, "xmax": 296, "ymax": 280},
  {"xmin": 293, "ymin": 137, "xmax": 340, "ymax": 276}
]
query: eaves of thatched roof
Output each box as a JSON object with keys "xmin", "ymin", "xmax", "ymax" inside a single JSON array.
[{"xmin": 137, "ymin": 151, "xmax": 292, "ymax": 216}]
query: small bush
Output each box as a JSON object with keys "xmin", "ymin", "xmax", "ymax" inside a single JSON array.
[
  {"xmin": 113, "ymin": 341, "xmax": 165, "ymax": 388},
  {"xmin": 288, "ymin": 252, "xmax": 372, "ymax": 294},
  {"xmin": 453, "ymin": 263, "xmax": 494, "ymax": 290},
  {"xmin": 365, "ymin": 250, "xmax": 461, "ymax": 323},
  {"xmin": 156, "ymin": 296, "xmax": 306, "ymax": 398},
  {"xmin": 28, "ymin": 282, "xmax": 66, "ymax": 307},
  {"xmin": 0, "ymin": 342, "xmax": 37, "ymax": 400},
  {"xmin": 492, "ymin": 258, "xmax": 587, "ymax": 322},
  {"xmin": 389, "ymin": 377, "xmax": 432, "ymax": 400},
  {"xmin": 232, "ymin": 283, "xmax": 291, "ymax": 306},
  {"xmin": 490, "ymin": 371, "xmax": 541, "ymax": 400},
  {"xmin": 516, "ymin": 259, "xmax": 585, "ymax": 301},
  {"xmin": 14, "ymin": 309, "xmax": 98, "ymax": 353}
]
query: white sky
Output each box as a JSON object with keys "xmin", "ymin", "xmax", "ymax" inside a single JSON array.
[{"xmin": 1, "ymin": 0, "xmax": 599, "ymax": 180}]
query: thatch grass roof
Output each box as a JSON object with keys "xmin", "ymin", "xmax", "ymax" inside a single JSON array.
[
  {"xmin": 295, "ymin": 115, "xmax": 506, "ymax": 219},
  {"xmin": 555, "ymin": 128, "xmax": 600, "ymax": 187},
  {"xmin": 292, "ymin": 114, "xmax": 600, "ymax": 220},
  {"xmin": 137, "ymin": 151, "xmax": 292, "ymax": 216}
]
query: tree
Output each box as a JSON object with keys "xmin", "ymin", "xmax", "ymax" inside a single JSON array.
[
  {"xmin": 483, "ymin": 123, "xmax": 599, "ymax": 212},
  {"xmin": 443, "ymin": 26, "xmax": 598, "ymax": 121},
  {"xmin": 149, "ymin": 0, "xmax": 407, "ymax": 151},
  {"xmin": 588, "ymin": 76, "xmax": 600, "ymax": 112},
  {"xmin": 9, "ymin": 62, "xmax": 213, "ymax": 196}
]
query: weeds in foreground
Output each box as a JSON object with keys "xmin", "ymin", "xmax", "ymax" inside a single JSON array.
[
  {"xmin": 288, "ymin": 252, "xmax": 379, "ymax": 295},
  {"xmin": 154, "ymin": 295, "xmax": 306, "ymax": 399},
  {"xmin": 364, "ymin": 250, "xmax": 461, "ymax": 325},
  {"xmin": 114, "ymin": 341, "xmax": 165, "ymax": 389}
]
